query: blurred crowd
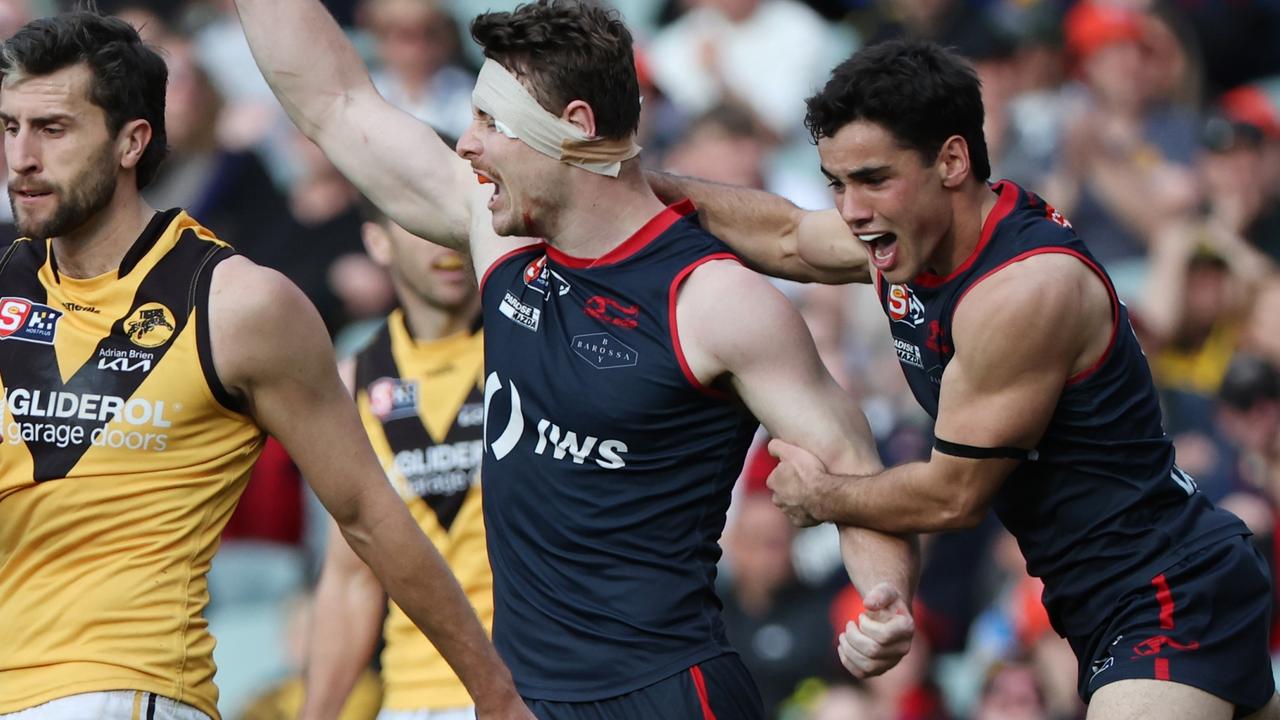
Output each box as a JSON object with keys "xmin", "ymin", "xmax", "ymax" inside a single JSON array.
[{"xmin": 5, "ymin": 0, "xmax": 1280, "ymax": 718}]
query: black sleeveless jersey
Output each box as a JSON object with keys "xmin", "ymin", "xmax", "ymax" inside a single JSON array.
[
  {"xmin": 878, "ymin": 181, "xmax": 1247, "ymax": 636},
  {"xmin": 479, "ymin": 201, "xmax": 757, "ymax": 700}
]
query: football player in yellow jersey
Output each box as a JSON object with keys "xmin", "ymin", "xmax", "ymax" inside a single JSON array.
[
  {"xmin": 0, "ymin": 12, "xmax": 530, "ymax": 720},
  {"xmin": 302, "ymin": 202, "xmax": 486, "ymax": 720}
]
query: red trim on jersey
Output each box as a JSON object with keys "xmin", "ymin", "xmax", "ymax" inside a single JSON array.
[
  {"xmin": 690, "ymin": 664, "xmax": 718, "ymax": 720},
  {"xmin": 915, "ymin": 180, "xmax": 1018, "ymax": 289},
  {"xmin": 950, "ymin": 247, "xmax": 1121, "ymax": 386},
  {"xmin": 1155, "ymin": 657, "xmax": 1171, "ymax": 681},
  {"xmin": 545, "ymin": 200, "xmax": 697, "ymax": 269},
  {"xmin": 479, "ymin": 243, "xmax": 546, "ymax": 294},
  {"xmin": 1153, "ymin": 573, "xmax": 1175, "ymax": 629},
  {"xmin": 669, "ymin": 252, "xmax": 739, "ymax": 399}
]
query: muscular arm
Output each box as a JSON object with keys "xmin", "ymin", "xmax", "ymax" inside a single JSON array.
[
  {"xmin": 231, "ymin": 0, "xmax": 513, "ymax": 268},
  {"xmin": 647, "ymin": 172, "xmax": 870, "ymax": 284},
  {"xmin": 301, "ymin": 519, "xmax": 385, "ymax": 720},
  {"xmin": 678, "ymin": 262, "xmax": 917, "ymax": 673},
  {"xmin": 780, "ymin": 254, "xmax": 1111, "ymax": 533},
  {"xmin": 208, "ymin": 258, "xmax": 527, "ymax": 718}
]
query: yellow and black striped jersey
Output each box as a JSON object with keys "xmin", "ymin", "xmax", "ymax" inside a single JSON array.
[
  {"xmin": 352, "ymin": 309, "xmax": 488, "ymax": 711},
  {"xmin": 0, "ymin": 210, "xmax": 264, "ymax": 720}
]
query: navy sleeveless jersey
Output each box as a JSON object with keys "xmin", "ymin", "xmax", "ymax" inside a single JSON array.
[
  {"xmin": 878, "ymin": 181, "xmax": 1247, "ymax": 637},
  {"xmin": 479, "ymin": 201, "xmax": 758, "ymax": 700}
]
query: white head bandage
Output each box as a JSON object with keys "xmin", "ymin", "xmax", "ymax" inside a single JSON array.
[{"xmin": 472, "ymin": 58, "xmax": 640, "ymax": 177}]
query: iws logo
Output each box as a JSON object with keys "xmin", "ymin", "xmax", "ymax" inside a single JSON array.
[
  {"xmin": 887, "ymin": 284, "xmax": 925, "ymax": 327},
  {"xmin": 499, "ymin": 291, "xmax": 541, "ymax": 332},
  {"xmin": 368, "ymin": 377, "xmax": 419, "ymax": 421},
  {"xmin": 483, "ymin": 372, "xmax": 629, "ymax": 468},
  {"xmin": 0, "ymin": 297, "xmax": 62, "ymax": 345},
  {"xmin": 484, "ymin": 372, "xmax": 524, "ymax": 460},
  {"xmin": 125, "ymin": 303, "xmax": 176, "ymax": 348},
  {"xmin": 571, "ymin": 333, "xmax": 638, "ymax": 370}
]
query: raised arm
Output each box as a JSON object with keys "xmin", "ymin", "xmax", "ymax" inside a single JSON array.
[
  {"xmin": 767, "ymin": 253, "xmax": 1112, "ymax": 534},
  {"xmin": 231, "ymin": 0, "xmax": 483, "ymax": 253},
  {"xmin": 677, "ymin": 262, "xmax": 917, "ymax": 677},
  {"xmin": 208, "ymin": 257, "xmax": 530, "ymax": 719},
  {"xmin": 647, "ymin": 171, "xmax": 870, "ymax": 284}
]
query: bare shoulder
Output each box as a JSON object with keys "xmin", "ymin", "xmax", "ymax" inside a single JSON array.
[
  {"xmin": 209, "ymin": 255, "xmax": 316, "ymax": 333},
  {"xmin": 951, "ymin": 252, "xmax": 1112, "ymax": 373},
  {"xmin": 208, "ymin": 255, "xmax": 334, "ymax": 397},
  {"xmin": 677, "ymin": 259, "xmax": 809, "ymax": 365}
]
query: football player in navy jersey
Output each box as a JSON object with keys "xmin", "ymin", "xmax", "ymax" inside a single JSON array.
[
  {"xmin": 652, "ymin": 40, "xmax": 1278, "ymax": 720},
  {"xmin": 230, "ymin": 1, "xmax": 918, "ymax": 718}
]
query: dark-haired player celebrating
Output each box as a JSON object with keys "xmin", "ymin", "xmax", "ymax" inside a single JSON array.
[{"xmin": 652, "ymin": 40, "xmax": 1278, "ymax": 720}]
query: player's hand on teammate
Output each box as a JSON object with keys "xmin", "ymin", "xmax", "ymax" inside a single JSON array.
[
  {"xmin": 837, "ymin": 583, "xmax": 915, "ymax": 679},
  {"xmin": 766, "ymin": 438, "xmax": 827, "ymax": 527}
]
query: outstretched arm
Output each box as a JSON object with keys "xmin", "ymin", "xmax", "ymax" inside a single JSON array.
[
  {"xmin": 647, "ymin": 171, "xmax": 870, "ymax": 284},
  {"xmin": 208, "ymin": 257, "xmax": 530, "ymax": 719},
  {"xmin": 231, "ymin": 0, "xmax": 489, "ymax": 255},
  {"xmin": 677, "ymin": 262, "xmax": 917, "ymax": 678}
]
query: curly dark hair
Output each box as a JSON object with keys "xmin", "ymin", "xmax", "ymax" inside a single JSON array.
[
  {"xmin": 0, "ymin": 11, "xmax": 168, "ymax": 189},
  {"xmin": 471, "ymin": 0, "xmax": 640, "ymax": 140},
  {"xmin": 805, "ymin": 40, "xmax": 991, "ymax": 181}
]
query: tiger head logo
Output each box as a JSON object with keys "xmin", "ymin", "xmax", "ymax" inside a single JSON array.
[{"xmin": 125, "ymin": 303, "xmax": 176, "ymax": 348}]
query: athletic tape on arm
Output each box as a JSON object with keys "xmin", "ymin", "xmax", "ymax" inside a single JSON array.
[{"xmin": 471, "ymin": 59, "xmax": 640, "ymax": 177}]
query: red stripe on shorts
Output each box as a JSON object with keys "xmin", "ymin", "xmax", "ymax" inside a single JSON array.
[
  {"xmin": 690, "ymin": 664, "xmax": 718, "ymax": 720},
  {"xmin": 1152, "ymin": 573, "xmax": 1175, "ymax": 630}
]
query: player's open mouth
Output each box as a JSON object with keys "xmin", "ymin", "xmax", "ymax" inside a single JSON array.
[
  {"xmin": 476, "ymin": 171, "xmax": 502, "ymax": 206},
  {"xmin": 858, "ymin": 232, "xmax": 898, "ymax": 270}
]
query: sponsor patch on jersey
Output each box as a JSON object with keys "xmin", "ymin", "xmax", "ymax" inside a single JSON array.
[
  {"xmin": 571, "ymin": 332, "xmax": 638, "ymax": 370},
  {"xmin": 887, "ymin": 284, "xmax": 925, "ymax": 327},
  {"xmin": 0, "ymin": 296, "xmax": 62, "ymax": 345},
  {"xmin": 125, "ymin": 302, "xmax": 176, "ymax": 348},
  {"xmin": 584, "ymin": 295, "xmax": 639, "ymax": 330},
  {"xmin": 523, "ymin": 255, "xmax": 571, "ymax": 298},
  {"xmin": 96, "ymin": 347, "xmax": 155, "ymax": 373},
  {"xmin": 893, "ymin": 337, "xmax": 924, "ymax": 369},
  {"xmin": 500, "ymin": 291, "xmax": 541, "ymax": 332},
  {"xmin": 368, "ymin": 376, "xmax": 420, "ymax": 421}
]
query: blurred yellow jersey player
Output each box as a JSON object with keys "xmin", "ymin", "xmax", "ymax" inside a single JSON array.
[
  {"xmin": 303, "ymin": 201, "xmax": 488, "ymax": 720},
  {"xmin": 0, "ymin": 12, "xmax": 526, "ymax": 720}
]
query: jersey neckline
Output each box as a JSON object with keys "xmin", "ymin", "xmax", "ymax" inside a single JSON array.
[
  {"xmin": 914, "ymin": 180, "xmax": 1018, "ymax": 289},
  {"xmin": 544, "ymin": 199, "xmax": 696, "ymax": 269}
]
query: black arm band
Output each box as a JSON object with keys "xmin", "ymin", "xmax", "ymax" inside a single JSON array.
[{"xmin": 934, "ymin": 437, "xmax": 1037, "ymax": 461}]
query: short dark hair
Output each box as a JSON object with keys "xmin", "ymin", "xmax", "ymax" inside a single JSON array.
[
  {"xmin": 470, "ymin": 0, "xmax": 640, "ymax": 140},
  {"xmin": 0, "ymin": 11, "xmax": 169, "ymax": 189},
  {"xmin": 805, "ymin": 40, "xmax": 991, "ymax": 181}
]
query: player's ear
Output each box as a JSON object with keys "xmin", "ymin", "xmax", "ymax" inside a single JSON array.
[
  {"xmin": 937, "ymin": 135, "xmax": 969, "ymax": 189},
  {"xmin": 361, "ymin": 221, "xmax": 393, "ymax": 266},
  {"xmin": 562, "ymin": 100, "xmax": 597, "ymax": 138},
  {"xmin": 117, "ymin": 118, "xmax": 151, "ymax": 172}
]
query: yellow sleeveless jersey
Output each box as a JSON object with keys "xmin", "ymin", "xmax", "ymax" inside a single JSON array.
[
  {"xmin": 352, "ymin": 310, "xmax": 488, "ymax": 710},
  {"xmin": 0, "ymin": 210, "xmax": 265, "ymax": 720}
]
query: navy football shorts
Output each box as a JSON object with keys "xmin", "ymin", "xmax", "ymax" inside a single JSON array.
[
  {"xmin": 1069, "ymin": 534, "xmax": 1275, "ymax": 717},
  {"xmin": 523, "ymin": 653, "xmax": 763, "ymax": 720}
]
